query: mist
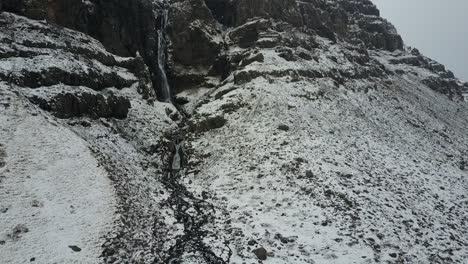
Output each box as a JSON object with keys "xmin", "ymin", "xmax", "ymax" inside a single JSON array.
[{"xmin": 372, "ymin": 0, "xmax": 468, "ymax": 81}]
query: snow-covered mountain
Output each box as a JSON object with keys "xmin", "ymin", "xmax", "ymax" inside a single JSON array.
[{"xmin": 1, "ymin": 0, "xmax": 467, "ymax": 263}]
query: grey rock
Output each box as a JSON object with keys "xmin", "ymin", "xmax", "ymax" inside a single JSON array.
[
  {"xmin": 68, "ymin": 245, "xmax": 82, "ymax": 252},
  {"xmin": 253, "ymin": 247, "xmax": 268, "ymax": 260},
  {"xmin": 278, "ymin": 124, "xmax": 290, "ymax": 131}
]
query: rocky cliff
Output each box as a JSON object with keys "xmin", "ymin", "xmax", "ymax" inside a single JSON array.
[{"xmin": 1, "ymin": 0, "xmax": 467, "ymax": 263}]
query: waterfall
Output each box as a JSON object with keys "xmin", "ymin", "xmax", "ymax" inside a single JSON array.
[{"xmin": 157, "ymin": 9, "xmax": 172, "ymax": 103}]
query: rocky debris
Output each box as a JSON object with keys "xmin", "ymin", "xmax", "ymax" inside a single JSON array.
[
  {"xmin": 7, "ymin": 224, "xmax": 29, "ymax": 240},
  {"xmin": 158, "ymin": 136, "xmax": 231, "ymax": 263},
  {"xmin": 247, "ymin": 239, "xmax": 257, "ymax": 246},
  {"xmin": 30, "ymin": 200, "xmax": 43, "ymax": 208},
  {"xmin": 28, "ymin": 91, "xmax": 131, "ymax": 119}
]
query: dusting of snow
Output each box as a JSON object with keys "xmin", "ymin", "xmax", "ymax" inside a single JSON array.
[
  {"xmin": 178, "ymin": 38, "xmax": 468, "ymax": 263},
  {"xmin": 0, "ymin": 83, "xmax": 116, "ymax": 263}
]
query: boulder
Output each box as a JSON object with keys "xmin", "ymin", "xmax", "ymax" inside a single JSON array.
[{"xmin": 252, "ymin": 247, "xmax": 268, "ymax": 260}]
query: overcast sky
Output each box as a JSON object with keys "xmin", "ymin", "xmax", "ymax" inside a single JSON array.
[{"xmin": 371, "ymin": 0, "xmax": 468, "ymax": 81}]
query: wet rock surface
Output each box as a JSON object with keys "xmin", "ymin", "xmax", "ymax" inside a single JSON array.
[{"xmin": 159, "ymin": 138, "xmax": 231, "ymax": 263}]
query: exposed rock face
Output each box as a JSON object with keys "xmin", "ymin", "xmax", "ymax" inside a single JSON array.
[
  {"xmin": 167, "ymin": 0, "xmax": 224, "ymax": 90},
  {"xmin": 2, "ymin": 0, "xmax": 169, "ymax": 98},
  {"xmin": 1, "ymin": 0, "xmax": 468, "ymax": 264},
  {"xmin": 166, "ymin": 0, "xmax": 404, "ymax": 93},
  {"xmin": 28, "ymin": 89, "xmax": 131, "ymax": 119},
  {"xmin": 0, "ymin": 12, "xmax": 151, "ymax": 118}
]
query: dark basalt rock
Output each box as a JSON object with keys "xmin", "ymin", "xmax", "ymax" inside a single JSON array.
[
  {"xmin": 3, "ymin": 64, "xmax": 136, "ymax": 91},
  {"xmin": 252, "ymin": 247, "xmax": 268, "ymax": 260},
  {"xmin": 29, "ymin": 92, "xmax": 131, "ymax": 119}
]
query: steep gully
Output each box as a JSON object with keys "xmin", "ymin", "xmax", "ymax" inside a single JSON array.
[{"xmin": 156, "ymin": 8, "xmax": 231, "ymax": 263}]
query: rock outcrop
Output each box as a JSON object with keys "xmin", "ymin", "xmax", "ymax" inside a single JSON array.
[
  {"xmin": 0, "ymin": 12, "xmax": 155, "ymax": 118},
  {"xmin": 2, "ymin": 0, "xmax": 169, "ymax": 99}
]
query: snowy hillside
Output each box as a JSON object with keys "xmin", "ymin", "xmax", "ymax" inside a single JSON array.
[{"xmin": 1, "ymin": 0, "xmax": 468, "ymax": 263}]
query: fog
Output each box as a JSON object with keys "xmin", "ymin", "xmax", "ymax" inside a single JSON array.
[{"xmin": 371, "ymin": 0, "xmax": 468, "ymax": 81}]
